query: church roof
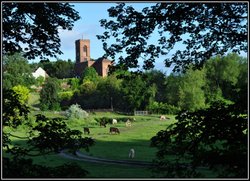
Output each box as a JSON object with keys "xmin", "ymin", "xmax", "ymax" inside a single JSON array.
[{"xmin": 95, "ymin": 57, "xmax": 112, "ymax": 62}]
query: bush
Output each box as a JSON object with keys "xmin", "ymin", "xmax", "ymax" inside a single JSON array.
[
  {"xmin": 116, "ymin": 117, "xmax": 129, "ymax": 122},
  {"xmin": 68, "ymin": 78, "xmax": 80, "ymax": 90},
  {"xmin": 66, "ymin": 118, "xmax": 97, "ymax": 128},
  {"xmin": 148, "ymin": 101, "xmax": 180, "ymax": 115},
  {"xmin": 58, "ymin": 91, "xmax": 74, "ymax": 101},
  {"xmin": 12, "ymin": 85, "xmax": 30, "ymax": 104},
  {"xmin": 66, "ymin": 104, "xmax": 89, "ymax": 120},
  {"xmin": 94, "ymin": 117, "xmax": 112, "ymax": 124},
  {"xmin": 35, "ymin": 76, "xmax": 45, "ymax": 87},
  {"xmin": 85, "ymin": 117, "xmax": 98, "ymax": 126},
  {"xmin": 39, "ymin": 77, "xmax": 60, "ymax": 111},
  {"xmin": 163, "ymin": 104, "xmax": 181, "ymax": 115}
]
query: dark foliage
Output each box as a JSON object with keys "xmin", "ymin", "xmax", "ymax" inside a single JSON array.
[
  {"xmin": 3, "ymin": 89, "xmax": 30, "ymax": 128},
  {"xmin": 2, "ymin": 3, "xmax": 80, "ymax": 60},
  {"xmin": 3, "ymin": 90, "xmax": 95, "ymax": 178},
  {"xmin": 3, "ymin": 158, "xmax": 88, "ymax": 178},
  {"xmin": 30, "ymin": 114, "xmax": 95, "ymax": 153},
  {"xmin": 39, "ymin": 77, "xmax": 60, "ymax": 111},
  {"xmin": 150, "ymin": 101, "xmax": 247, "ymax": 177},
  {"xmin": 97, "ymin": 3, "xmax": 247, "ymax": 72}
]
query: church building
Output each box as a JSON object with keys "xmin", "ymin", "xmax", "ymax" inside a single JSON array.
[{"xmin": 74, "ymin": 39, "xmax": 112, "ymax": 77}]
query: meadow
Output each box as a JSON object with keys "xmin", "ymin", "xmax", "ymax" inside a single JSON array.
[
  {"xmin": 7, "ymin": 110, "xmax": 176, "ymax": 178},
  {"xmin": 4, "ymin": 92, "xmax": 217, "ymax": 178}
]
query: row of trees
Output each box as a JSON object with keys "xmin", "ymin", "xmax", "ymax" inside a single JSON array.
[
  {"xmin": 4, "ymin": 52, "xmax": 246, "ymax": 114},
  {"xmin": 31, "ymin": 59, "xmax": 75, "ymax": 79},
  {"xmin": 53, "ymin": 53, "xmax": 246, "ymax": 114},
  {"xmin": 3, "ymin": 52, "xmax": 79, "ymax": 91}
]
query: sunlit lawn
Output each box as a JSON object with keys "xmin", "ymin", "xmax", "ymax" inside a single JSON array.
[
  {"xmin": 5, "ymin": 110, "xmax": 178, "ymax": 178},
  {"xmin": 6, "ymin": 92, "xmax": 216, "ymax": 178}
]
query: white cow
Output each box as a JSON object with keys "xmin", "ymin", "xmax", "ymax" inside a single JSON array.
[
  {"xmin": 128, "ymin": 148, "xmax": 135, "ymax": 158},
  {"xmin": 126, "ymin": 119, "xmax": 131, "ymax": 127},
  {"xmin": 160, "ymin": 115, "xmax": 166, "ymax": 120},
  {"xmin": 112, "ymin": 119, "xmax": 117, "ymax": 124}
]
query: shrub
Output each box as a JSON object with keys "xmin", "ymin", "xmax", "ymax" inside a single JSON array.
[
  {"xmin": 68, "ymin": 78, "xmax": 80, "ymax": 90},
  {"xmin": 94, "ymin": 117, "xmax": 112, "ymax": 124},
  {"xmin": 82, "ymin": 118, "xmax": 98, "ymax": 127},
  {"xmin": 66, "ymin": 104, "xmax": 89, "ymax": 120},
  {"xmin": 58, "ymin": 91, "xmax": 74, "ymax": 101},
  {"xmin": 39, "ymin": 77, "xmax": 60, "ymax": 111},
  {"xmin": 116, "ymin": 117, "xmax": 129, "ymax": 122},
  {"xmin": 148, "ymin": 101, "xmax": 180, "ymax": 115},
  {"xmin": 12, "ymin": 85, "xmax": 30, "ymax": 104},
  {"xmin": 35, "ymin": 76, "xmax": 45, "ymax": 87}
]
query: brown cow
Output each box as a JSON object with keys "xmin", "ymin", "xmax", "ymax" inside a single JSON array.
[
  {"xmin": 110, "ymin": 127, "xmax": 120, "ymax": 134},
  {"xmin": 100, "ymin": 120, "xmax": 107, "ymax": 127},
  {"xmin": 83, "ymin": 127, "xmax": 90, "ymax": 134}
]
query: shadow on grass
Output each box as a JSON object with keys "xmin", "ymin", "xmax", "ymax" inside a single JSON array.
[
  {"xmin": 6, "ymin": 138, "xmax": 156, "ymax": 178},
  {"xmin": 78, "ymin": 138, "xmax": 157, "ymax": 162}
]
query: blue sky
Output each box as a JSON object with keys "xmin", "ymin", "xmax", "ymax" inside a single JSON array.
[
  {"xmin": 41, "ymin": 2, "xmax": 174, "ymax": 74},
  {"xmin": 57, "ymin": 2, "xmax": 117, "ymax": 61},
  {"xmin": 33, "ymin": 2, "xmax": 247, "ymax": 74}
]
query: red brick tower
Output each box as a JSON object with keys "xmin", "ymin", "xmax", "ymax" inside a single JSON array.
[{"xmin": 75, "ymin": 39, "xmax": 90, "ymax": 63}]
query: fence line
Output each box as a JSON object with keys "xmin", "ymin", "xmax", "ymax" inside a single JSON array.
[
  {"xmin": 85, "ymin": 108, "xmax": 114, "ymax": 113},
  {"xmin": 134, "ymin": 110, "xmax": 148, "ymax": 116}
]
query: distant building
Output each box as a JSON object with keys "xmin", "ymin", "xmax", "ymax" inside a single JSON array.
[
  {"xmin": 32, "ymin": 67, "xmax": 49, "ymax": 79},
  {"xmin": 74, "ymin": 39, "xmax": 112, "ymax": 77}
]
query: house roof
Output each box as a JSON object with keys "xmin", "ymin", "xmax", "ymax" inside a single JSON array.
[{"xmin": 32, "ymin": 67, "xmax": 49, "ymax": 77}]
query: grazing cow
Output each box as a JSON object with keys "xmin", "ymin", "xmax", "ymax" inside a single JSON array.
[
  {"xmin": 100, "ymin": 120, "xmax": 107, "ymax": 127},
  {"xmin": 83, "ymin": 127, "xmax": 90, "ymax": 135},
  {"xmin": 110, "ymin": 127, "xmax": 120, "ymax": 134},
  {"xmin": 128, "ymin": 148, "xmax": 135, "ymax": 158},
  {"xmin": 160, "ymin": 115, "xmax": 166, "ymax": 120},
  {"xmin": 112, "ymin": 119, "xmax": 117, "ymax": 124},
  {"xmin": 126, "ymin": 119, "xmax": 131, "ymax": 127}
]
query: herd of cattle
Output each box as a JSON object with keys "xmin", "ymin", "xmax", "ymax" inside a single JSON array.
[
  {"xmin": 83, "ymin": 118, "xmax": 132, "ymax": 135},
  {"xmin": 83, "ymin": 115, "xmax": 169, "ymax": 135},
  {"xmin": 82, "ymin": 115, "xmax": 169, "ymax": 159}
]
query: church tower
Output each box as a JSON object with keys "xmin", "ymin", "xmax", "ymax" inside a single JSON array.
[
  {"xmin": 74, "ymin": 38, "xmax": 112, "ymax": 77},
  {"xmin": 75, "ymin": 39, "xmax": 90, "ymax": 63}
]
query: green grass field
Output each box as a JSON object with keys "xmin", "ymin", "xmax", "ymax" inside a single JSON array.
[
  {"xmin": 77, "ymin": 114, "xmax": 175, "ymax": 162},
  {"xmin": 6, "ymin": 109, "xmax": 176, "ymax": 178},
  {"xmin": 4, "ymin": 92, "xmax": 217, "ymax": 178}
]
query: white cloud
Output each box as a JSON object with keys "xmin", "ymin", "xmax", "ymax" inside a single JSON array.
[
  {"xmin": 58, "ymin": 24, "xmax": 105, "ymax": 60},
  {"xmin": 59, "ymin": 29, "xmax": 79, "ymax": 50}
]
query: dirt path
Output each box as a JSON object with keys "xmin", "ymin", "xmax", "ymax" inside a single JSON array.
[{"xmin": 59, "ymin": 150, "xmax": 154, "ymax": 168}]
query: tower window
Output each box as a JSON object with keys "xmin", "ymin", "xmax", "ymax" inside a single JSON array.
[{"xmin": 83, "ymin": 45, "xmax": 88, "ymax": 56}]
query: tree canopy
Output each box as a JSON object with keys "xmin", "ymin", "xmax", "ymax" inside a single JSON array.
[
  {"xmin": 40, "ymin": 77, "xmax": 60, "ymax": 111},
  {"xmin": 150, "ymin": 101, "xmax": 247, "ymax": 177},
  {"xmin": 2, "ymin": 2, "xmax": 80, "ymax": 60},
  {"xmin": 3, "ymin": 53, "xmax": 36, "ymax": 89},
  {"xmin": 97, "ymin": 3, "xmax": 247, "ymax": 72}
]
